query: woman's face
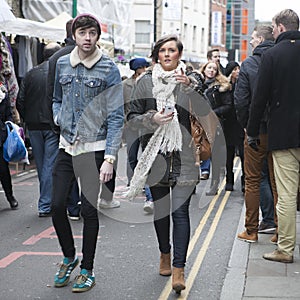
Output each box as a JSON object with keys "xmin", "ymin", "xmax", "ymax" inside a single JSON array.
[
  {"xmin": 158, "ymin": 40, "xmax": 181, "ymax": 71},
  {"xmin": 231, "ymin": 66, "xmax": 240, "ymax": 80},
  {"xmin": 203, "ymin": 62, "xmax": 218, "ymax": 79}
]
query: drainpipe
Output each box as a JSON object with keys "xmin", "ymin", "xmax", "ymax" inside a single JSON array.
[{"xmin": 72, "ymin": 0, "xmax": 77, "ymax": 18}]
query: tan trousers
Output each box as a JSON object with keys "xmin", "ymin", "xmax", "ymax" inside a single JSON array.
[
  {"xmin": 272, "ymin": 148, "xmax": 300, "ymax": 256},
  {"xmin": 244, "ymin": 134, "xmax": 278, "ymax": 233}
]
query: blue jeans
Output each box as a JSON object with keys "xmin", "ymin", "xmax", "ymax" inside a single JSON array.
[
  {"xmin": 150, "ymin": 184, "xmax": 194, "ymax": 268},
  {"xmin": 200, "ymin": 158, "xmax": 210, "ymax": 175},
  {"xmin": 260, "ymin": 158, "xmax": 276, "ymax": 227},
  {"xmin": 28, "ymin": 130, "xmax": 59, "ymax": 213},
  {"xmin": 144, "ymin": 184, "xmax": 153, "ymax": 202}
]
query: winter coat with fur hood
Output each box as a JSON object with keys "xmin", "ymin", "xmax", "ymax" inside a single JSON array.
[{"xmin": 203, "ymin": 76, "xmax": 232, "ymax": 122}]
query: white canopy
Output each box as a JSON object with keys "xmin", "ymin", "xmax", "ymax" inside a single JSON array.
[
  {"xmin": 44, "ymin": 12, "xmax": 73, "ymax": 28},
  {"xmin": 0, "ymin": 13, "xmax": 114, "ymax": 56},
  {"xmin": 0, "ymin": 17, "xmax": 66, "ymax": 42},
  {"xmin": 0, "ymin": 0, "xmax": 16, "ymax": 22}
]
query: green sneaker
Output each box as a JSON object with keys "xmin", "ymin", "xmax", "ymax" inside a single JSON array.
[
  {"xmin": 72, "ymin": 269, "xmax": 95, "ymax": 293},
  {"xmin": 54, "ymin": 257, "xmax": 79, "ymax": 287}
]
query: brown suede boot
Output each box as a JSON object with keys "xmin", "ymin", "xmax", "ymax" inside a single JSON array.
[
  {"xmin": 159, "ymin": 253, "xmax": 171, "ymax": 276},
  {"xmin": 172, "ymin": 267, "xmax": 185, "ymax": 294}
]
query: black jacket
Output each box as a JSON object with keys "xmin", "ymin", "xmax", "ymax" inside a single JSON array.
[
  {"xmin": 234, "ymin": 40, "xmax": 274, "ymax": 131},
  {"xmin": 247, "ymin": 31, "xmax": 300, "ymax": 151},
  {"xmin": 127, "ymin": 71, "xmax": 211, "ymax": 186},
  {"xmin": 223, "ymin": 82, "xmax": 244, "ymax": 146},
  {"xmin": 0, "ymin": 92, "xmax": 12, "ymax": 146},
  {"xmin": 17, "ymin": 60, "xmax": 54, "ymax": 130},
  {"xmin": 204, "ymin": 82, "xmax": 232, "ymax": 120}
]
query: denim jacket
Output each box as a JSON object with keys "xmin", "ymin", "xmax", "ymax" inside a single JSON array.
[{"xmin": 52, "ymin": 51, "xmax": 124, "ymax": 157}]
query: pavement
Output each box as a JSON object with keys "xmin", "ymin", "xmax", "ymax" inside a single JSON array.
[
  {"xmin": 221, "ymin": 201, "xmax": 300, "ymax": 300},
  {"xmin": 9, "ymin": 161, "xmax": 300, "ymax": 300}
]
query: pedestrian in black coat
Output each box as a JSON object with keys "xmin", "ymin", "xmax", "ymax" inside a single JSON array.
[
  {"xmin": 247, "ymin": 9, "xmax": 300, "ymax": 263},
  {"xmin": 223, "ymin": 61, "xmax": 244, "ymax": 191}
]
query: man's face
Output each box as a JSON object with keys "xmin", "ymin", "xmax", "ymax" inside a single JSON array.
[
  {"xmin": 74, "ymin": 26, "xmax": 99, "ymax": 56},
  {"xmin": 210, "ymin": 51, "xmax": 220, "ymax": 64},
  {"xmin": 135, "ymin": 66, "xmax": 146, "ymax": 77},
  {"xmin": 272, "ymin": 20, "xmax": 280, "ymax": 39},
  {"xmin": 250, "ymin": 31, "xmax": 262, "ymax": 49}
]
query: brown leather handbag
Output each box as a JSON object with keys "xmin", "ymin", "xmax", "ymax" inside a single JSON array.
[{"xmin": 189, "ymin": 101, "xmax": 211, "ymax": 166}]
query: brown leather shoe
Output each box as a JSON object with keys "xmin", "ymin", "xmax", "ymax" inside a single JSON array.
[
  {"xmin": 237, "ymin": 230, "xmax": 258, "ymax": 243},
  {"xmin": 172, "ymin": 267, "xmax": 185, "ymax": 294},
  {"xmin": 263, "ymin": 250, "xmax": 293, "ymax": 263},
  {"xmin": 159, "ymin": 253, "xmax": 171, "ymax": 276},
  {"xmin": 270, "ymin": 234, "xmax": 278, "ymax": 245}
]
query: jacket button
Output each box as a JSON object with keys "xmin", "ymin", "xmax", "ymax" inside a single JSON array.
[{"xmin": 276, "ymin": 101, "xmax": 279, "ymax": 106}]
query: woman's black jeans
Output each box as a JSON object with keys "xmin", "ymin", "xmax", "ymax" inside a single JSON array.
[
  {"xmin": 51, "ymin": 149, "xmax": 115, "ymax": 271},
  {"xmin": 0, "ymin": 147, "xmax": 13, "ymax": 199},
  {"xmin": 150, "ymin": 184, "xmax": 193, "ymax": 268}
]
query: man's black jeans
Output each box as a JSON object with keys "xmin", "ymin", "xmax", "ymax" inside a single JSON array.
[{"xmin": 51, "ymin": 149, "xmax": 115, "ymax": 271}]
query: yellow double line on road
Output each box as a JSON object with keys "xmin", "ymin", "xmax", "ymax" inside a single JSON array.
[{"xmin": 158, "ymin": 160, "xmax": 242, "ymax": 299}]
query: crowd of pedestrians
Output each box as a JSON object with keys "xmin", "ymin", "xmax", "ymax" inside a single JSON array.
[{"xmin": 0, "ymin": 7, "xmax": 299, "ymax": 295}]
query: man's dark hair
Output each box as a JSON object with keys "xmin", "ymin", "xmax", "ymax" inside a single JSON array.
[
  {"xmin": 66, "ymin": 19, "xmax": 73, "ymax": 39},
  {"xmin": 207, "ymin": 48, "xmax": 219, "ymax": 60},
  {"xmin": 273, "ymin": 9, "xmax": 299, "ymax": 31},
  {"xmin": 43, "ymin": 43, "xmax": 61, "ymax": 60},
  {"xmin": 254, "ymin": 25, "xmax": 274, "ymax": 41},
  {"xmin": 72, "ymin": 15, "xmax": 101, "ymax": 39},
  {"xmin": 150, "ymin": 34, "xmax": 183, "ymax": 63}
]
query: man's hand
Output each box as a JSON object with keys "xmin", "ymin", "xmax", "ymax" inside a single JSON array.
[
  {"xmin": 247, "ymin": 135, "xmax": 260, "ymax": 151},
  {"xmin": 100, "ymin": 161, "xmax": 114, "ymax": 183}
]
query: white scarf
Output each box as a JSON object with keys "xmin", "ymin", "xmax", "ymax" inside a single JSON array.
[{"xmin": 126, "ymin": 61, "xmax": 186, "ymax": 199}]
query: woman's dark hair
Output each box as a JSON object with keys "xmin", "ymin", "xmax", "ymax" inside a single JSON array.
[{"xmin": 150, "ymin": 34, "xmax": 183, "ymax": 63}]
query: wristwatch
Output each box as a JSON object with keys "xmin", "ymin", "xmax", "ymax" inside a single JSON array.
[{"xmin": 105, "ymin": 157, "xmax": 115, "ymax": 164}]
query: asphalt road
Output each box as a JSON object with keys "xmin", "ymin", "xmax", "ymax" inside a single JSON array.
[{"xmin": 0, "ymin": 147, "xmax": 244, "ymax": 300}]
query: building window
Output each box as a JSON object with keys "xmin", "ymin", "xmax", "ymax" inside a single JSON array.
[
  {"xmin": 135, "ymin": 20, "xmax": 150, "ymax": 44},
  {"xmin": 192, "ymin": 25, "xmax": 197, "ymax": 52},
  {"xmin": 201, "ymin": 27, "xmax": 205, "ymax": 53},
  {"xmin": 183, "ymin": 23, "xmax": 188, "ymax": 41},
  {"xmin": 242, "ymin": 9, "xmax": 249, "ymax": 35}
]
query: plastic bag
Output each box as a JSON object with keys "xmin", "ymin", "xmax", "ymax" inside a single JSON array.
[{"xmin": 3, "ymin": 121, "xmax": 29, "ymax": 163}]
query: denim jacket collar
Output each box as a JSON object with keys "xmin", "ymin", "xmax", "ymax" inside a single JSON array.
[{"xmin": 70, "ymin": 46, "xmax": 103, "ymax": 69}]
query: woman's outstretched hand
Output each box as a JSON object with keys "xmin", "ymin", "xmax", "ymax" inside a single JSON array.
[{"xmin": 174, "ymin": 68, "xmax": 191, "ymax": 86}]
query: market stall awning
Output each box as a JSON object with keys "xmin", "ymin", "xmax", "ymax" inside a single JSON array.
[
  {"xmin": 0, "ymin": 0, "xmax": 16, "ymax": 23},
  {"xmin": 0, "ymin": 18, "xmax": 65, "ymax": 42},
  {"xmin": 44, "ymin": 12, "xmax": 73, "ymax": 28}
]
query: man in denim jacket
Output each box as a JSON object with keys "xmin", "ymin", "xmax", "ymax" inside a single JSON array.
[{"xmin": 51, "ymin": 14, "xmax": 124, "ymax": 293}]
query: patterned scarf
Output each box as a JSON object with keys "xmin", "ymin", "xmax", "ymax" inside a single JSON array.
[{"xmin": 126, "ymin": 61, "xmax": 186, "ymax": 199}]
